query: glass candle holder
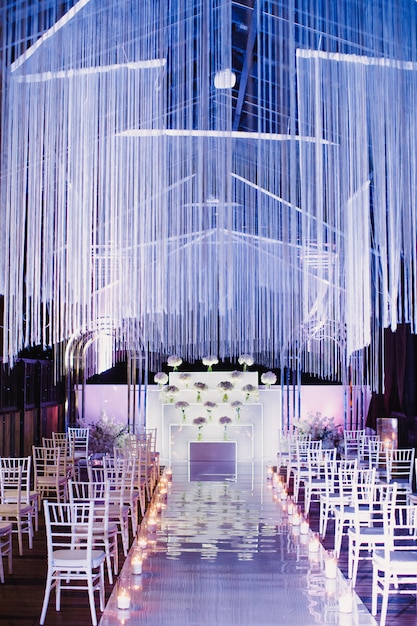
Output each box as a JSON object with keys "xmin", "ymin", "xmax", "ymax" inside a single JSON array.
[
  {"xmin": 324, "ymin": 550, "xmax": 338, "ymax": 579},
  {"xmin": 117, "ymin": 577, "xmax": 131, "ymax": 610}
]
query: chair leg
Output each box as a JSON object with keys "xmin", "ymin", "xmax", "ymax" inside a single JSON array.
[{"xmin": 40, "ymin": 571, "xmax": 53, "ymax": 624}]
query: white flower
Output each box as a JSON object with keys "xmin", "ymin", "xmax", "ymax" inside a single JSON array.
[
  {"xmin": 238, "ymin": 354, "xmax": 254, "ymax": 370},
  {"xmin": 167, "ymin": 355, "xmax": 182, "ymax": 370},
  {"xmin": 261, "ymin": 371, "xmax": 277, "ymax": 387},
  {"xmin": 202, "ymin": 355, "xmax": 219, "ymax": 371},
  {"xmin": 154, "ymin": 371, "xmax": 168, "ymax": 386}
]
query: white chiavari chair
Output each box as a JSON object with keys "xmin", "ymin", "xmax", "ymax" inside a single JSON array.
[{"xmin": 40, "ymin": 500, "xmax": 105, "ymax": 626}]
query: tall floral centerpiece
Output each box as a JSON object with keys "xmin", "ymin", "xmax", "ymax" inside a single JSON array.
[
  {"xmin": 88, "ymin": 412, "xmax": 128, "ymax": 456},
  {"xmin": 193, "ymin": 417, "xmax": 207, "ymax": 441},
  {"xmin": 202, "ymin": 355, "xmax": 219, "ymax": 372},
  {"xmin": 293, "ymin": 412, "xmax": 343, "ymax": 449}
]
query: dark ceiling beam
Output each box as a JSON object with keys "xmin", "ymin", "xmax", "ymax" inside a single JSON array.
[{"xmin": 232, "ymin": 0, "xmax": 258, "ymax": 132}]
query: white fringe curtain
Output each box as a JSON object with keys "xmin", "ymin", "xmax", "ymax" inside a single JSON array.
[{"xmin": 1, "ymin": 0, "xmax": 417, "ymax": 390}]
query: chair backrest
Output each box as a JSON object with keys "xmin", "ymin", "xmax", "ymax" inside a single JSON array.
[
  {"xmin": 32, "ymin": 445, "xmax": 61, "ymax": 477},
  {"xmin": 0, "ymin": 457, "xmax": 32, "ymax": 504},
  {"xmin": 68, "ymin": 427, "xmax": 89, "ymax": 456},
  {"xmin": 386, "ymin": 447, "xmax": 415, "ymax": 485},
  {"xmin": 343, "ymin": 429, "xmax": 364, "ymax": 459},
  {"xmin": 0, "ymin": 462, "xmax": 23, "ymax": 505},
  {"xmin": 381, "ymin": 501, "xmax": 417, "ymax": 557},
  {"xmin": 43, "ymin": 500, "xmax": 94, "ymax": 565}
]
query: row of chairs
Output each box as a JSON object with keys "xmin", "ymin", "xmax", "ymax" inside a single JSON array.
[{"xmin": 280, "ymin": 428, "xmax": 417, "ymax": 626}]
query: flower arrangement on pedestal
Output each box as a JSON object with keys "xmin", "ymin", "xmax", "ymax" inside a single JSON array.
[
  {"xmin": 238, "ymin": 354, "xmax": 254, "ymax": 371},
  {"xmin": 175, "ymin": 400, "xmax": 189, "ymax": 422},
  {"xmin": 202, "ymin": 355, "xmax": 219, "ymax": 372},
  {"xmin": 154, "ymin": 371, "xmax": 168, "ymax": 388},
  {"xmin": 218, "ymin": 380, "xmax": 234, "ymax": 403},
  {"xmin": 293, "ymin": 412, "xmax": 343, "ymax": 449},
  {"xmin": 194, "ymin": 381, "xmax": 208, "ymax": 402},
  {"xmin": 231, "ymin": 400, "xmax": 242, "ymax": 421},
  {"xmin": 242, "ymin": 383, "xmax": 258, "ymax": 402},
  {"xmin": 261, "ymin": 371, "xmax": 277, "ymax": 388},
  {"xmin": 88, "ymin": 411, "xmax": 128, "ymax": 456},
  {"xmin": 193, "ymin": 416, "xmax": 207, "ymax": 441},
  {"xmin": 204, "ymin": 401, "xmax": 217, "ymax": 421},
  {"xmin": 219, "ymin": 416, "xmax": 232, "ymax": 440},
  {"xmin": 167, "ymin": 355, "xmax": 182, "ymax": 371}
]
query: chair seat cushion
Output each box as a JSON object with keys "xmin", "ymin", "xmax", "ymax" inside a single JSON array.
[{"xmin": 53, "ymin": 548, "xmax": 105, "ymax": 568}]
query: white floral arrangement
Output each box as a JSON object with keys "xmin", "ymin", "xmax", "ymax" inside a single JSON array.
[
  {"xmin": 167, "ymin": 355, "xmax": 182, "ymax": 370},
  {"xmin": 175, "ymin": 400, "xmax": 190, "ymax": 422},
  {"xmin": 261, "ymin": 371, "xmax": 277, "ymax": 388},
  {"xmin": 219, "ymin": 415, "xmax": 232, "ymax": 440},
  {"xmin": 159, "ymin": 384, "xmax": 180, "ymax": 403},
  {"xmin": 231, "ymin": 400, "xmax": 242, "ymax": 420},
  {"xmin": 238, "ymin": 354, "xmax": 254, "ymax": 371},
  {"xmin": 194, "ymin": 381, "xmax": 208, "ymax": 402},
  {"xmin": 154, "ymin": 371, "xmax": 168, "ymax": 387},
  {"xmin": 230, "ymin": 370, "xmax": 243, "ymax": 380},
  {"xmin": 204, "ymin": 401, "xmax": 217, "ymax": 421},
  {"xmin": 179, "ymin": 372, "xmax": 192, "ymax": 387},
  {"xmin": 193, "ymin": 416, "xmax": 207, "ymax": 440},
  {"xmin": 293, "ymin": 411, "xmax": 343, "ymax": 448},
  {"xmin": 242, "ymin": 383, "xmax": 258, "ymax": 402},
  {"xmin": 218, "ymin": 380, "xmax": 234, "ymax": 402},
  {"xmin": 202, "ymin": 355, "xmax": 219, "ymax": 372},
  {"xmin": 88, "ymin": 411, "xmax": 128, "ymax": 455}
]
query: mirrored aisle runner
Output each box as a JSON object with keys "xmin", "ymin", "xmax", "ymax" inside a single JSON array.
[{"xmin": 99, "ymin": 462, "xmax": 376, "ymax": 626}]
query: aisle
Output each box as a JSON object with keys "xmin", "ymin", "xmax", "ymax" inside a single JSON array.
[{"xmin": 99, "ymin": 462, "xmax": 376, "ymax": 626}]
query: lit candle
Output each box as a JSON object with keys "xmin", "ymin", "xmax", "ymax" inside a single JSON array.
[
  {"xmin": 147, "ymin": 516, "xmax": 157, "ymax": 533},
  {"xmin": 165, "ymin": 468, "xmax": 173, "ymax": 481},
  {"xmin": 267, "ymin": 466, "xmax": 274, "ymax": 480},
  {"xmin": 117, "ymin": 588, "xmax": 131, "ymax": 610},
  {"xmin": 292, "ymin": 511, "xmax": 301, "ymax": 526},
  {"xmin": 300, "ymin": 518, "xmax": 309, "ymax": 534},
  {"xmin": 324, "ymin": 551, "xmax": 337, "ymax": 579},
  {"xmin": 131, "ymin": 550, "xmax": 143, "ymax": 575},
  {"xmin": 280, "ymin": 489, "xmax": 288, "ymax": 501},
  {"xmin": 308, "ymin": 534, "xmax": 320, "ymax": 553},
  {"xmin": 138, "ymin": 535, "xmax": 147, "ymax": 550},
  {"xmin": 287, "ymin": 499, "xmax": 295, "ymax": 515},
  {"xmin": 339, "ymin": 590, "xmax": 353, "ymax": 613}
]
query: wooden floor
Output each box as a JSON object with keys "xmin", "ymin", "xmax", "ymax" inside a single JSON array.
[{"xmin": 1, "ymin": 464, "xmax": 417, "ymax": 626}]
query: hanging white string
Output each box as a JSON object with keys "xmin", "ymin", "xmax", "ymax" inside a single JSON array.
[{"xmin": 1, "ymin": 0, "xmax": 417, "ymax": 392}]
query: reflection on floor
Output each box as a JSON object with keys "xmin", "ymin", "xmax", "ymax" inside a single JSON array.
[{"xmin": 99, "ymin": 462, "xmax": 376, "ymax": 626}]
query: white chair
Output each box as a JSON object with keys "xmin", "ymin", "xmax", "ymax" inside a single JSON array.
[
  {"xmin": 385, "ymin": 447, "xmax": 415, "ymax": 501},
  {"xmin": 68, "ymin": 479, "xmax": 119, "ymax": 584},
  {"xmin": 343, "ymin": 429, "xmax": 364, "ymax": 461},
  {"xmin": 303, "ymin": 447, "xmax": 337, "ymax": 514},
  {"xmin": 368, "ymin": 439, "xmax": 388, "ymax": 480},
  {"xmin": 0, "ymin": 462, "xmax": 34, "ymax": 556},
  {"xmin": 0, "ymin": 522, "xmax": 13, "ymax": 583},
  {"xmin": 40, "ymin": 500, "xmax": 105, "ymax": 626},
  {"xmin": 333, "ymin": 467, "xmax": 376, "ymax": 557},
  {"xmin": 372, "ymin": 502, "xmax": 417, "ymax": 626},
  {"xmin": 348, "ymin": 482, "xmax": 397, "ymax": 587},
  {"xmin": 319, "ymin": 459, "xmax": 357, "ymax": 538},
  {"xmin": 286, "ymin": 434, "xmax": 312, "ymax": 490},
  {"xmin": 68, "ymin": 427, "xmax": 89, "ymax": 479},
  {"xmin": 33, "ymin": 445, "xmax": 68, "ymax": 503},
  {"xmin": 292, "ymin": 439, "xmax": 322, "ymax": 504},
  {"xmin": 0, "ymin": 456, "xmax": 39, "ymax": 532}
]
